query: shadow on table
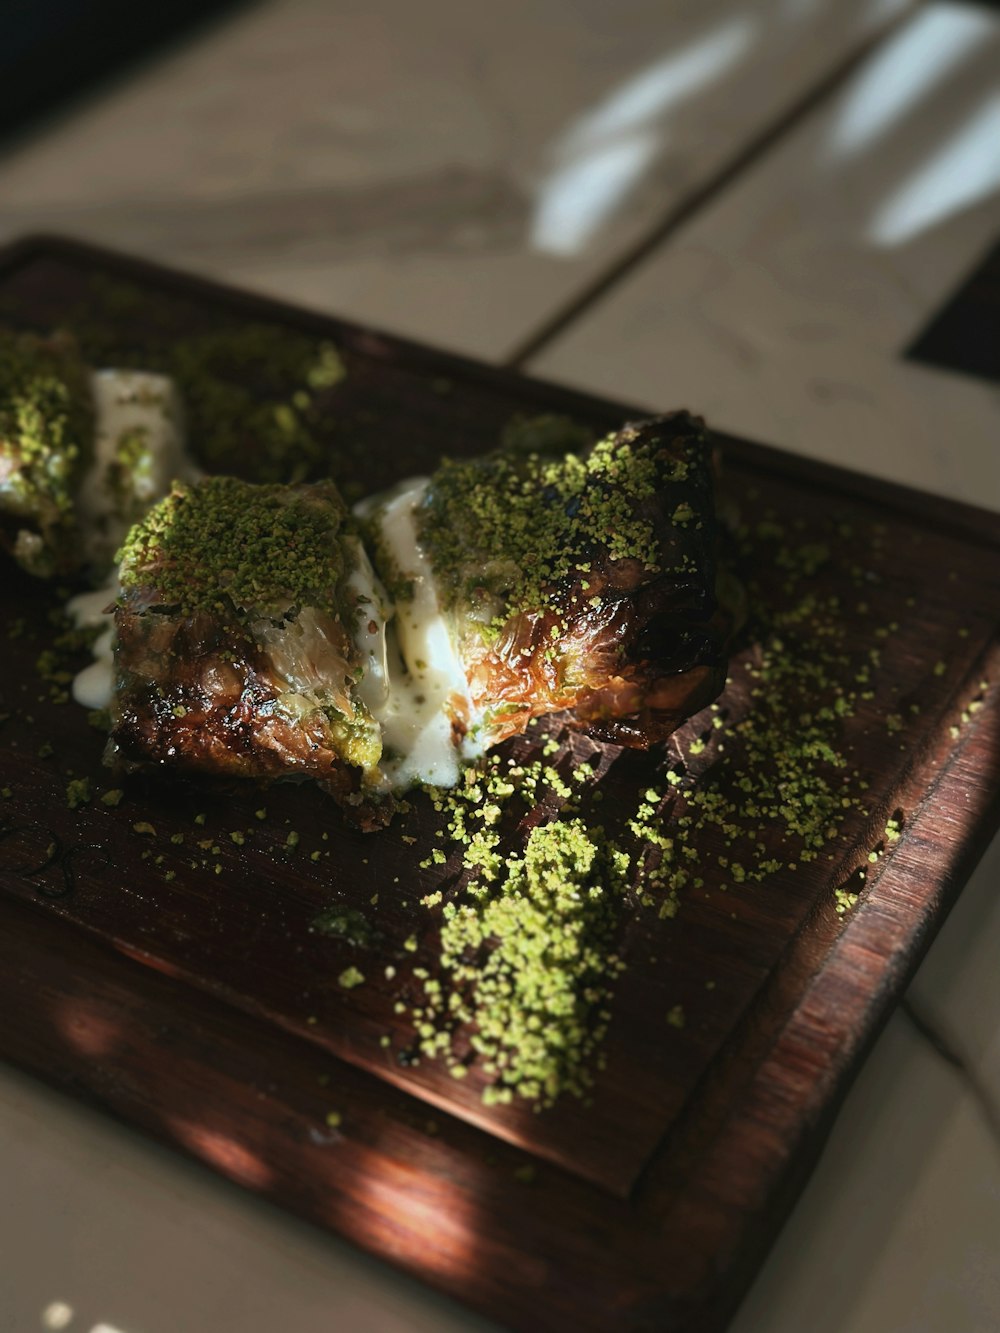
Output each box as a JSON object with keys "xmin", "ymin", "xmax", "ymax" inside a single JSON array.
[{"xmin": 0, "ymin": 0, "xmax": 256, "ymax": 149}]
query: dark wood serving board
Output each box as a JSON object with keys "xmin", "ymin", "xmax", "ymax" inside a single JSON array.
[{"xmin": 1, "ymin": 236, "xmax": 999, "ymax": 1332}]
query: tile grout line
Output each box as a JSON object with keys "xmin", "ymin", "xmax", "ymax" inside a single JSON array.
[
  {"xmin": 503, "ymin": 4, "xmax": 917, "ymax": 372},
  {"xmin": 901, "ymin": 998, "xmax": 1000, "ymax": 1149}
]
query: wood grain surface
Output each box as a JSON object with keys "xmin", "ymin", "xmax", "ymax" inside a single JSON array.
[{"xmin": 1, "ymin": 236, "xmax": 999, "ymax": 1332}]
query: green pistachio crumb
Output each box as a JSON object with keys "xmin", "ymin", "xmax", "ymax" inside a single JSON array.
[
  {"xmin": 0, "ymin": 329, "xmax": 93, "ymax": 576},
  {"xmin": 835, "ymin": 887, "xmax": 859, "ymax": 916},
  {"xmin": 118, "ymin": 475, "xmax": 350, "ymax": 619},
  {"xmin": 411, "ymin": 418, "xmax": 708, "ymax": 645},
  {"xmin": 66, "ymin": 778, "xmax": 92, "ymax": 809}
]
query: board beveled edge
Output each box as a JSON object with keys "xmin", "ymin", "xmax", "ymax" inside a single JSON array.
[{"xmin": 631, "ymin": 647, "xmax": 1000, "ymax": 1331}]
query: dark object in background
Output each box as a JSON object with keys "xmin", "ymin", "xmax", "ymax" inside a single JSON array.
[
  {"xmin": 907, "ymin": 235, "xmax": 1000, "ymax": 386},
  {"xmin": 1, "ymin": 0, "xmax": 250, "ymax": 145}
]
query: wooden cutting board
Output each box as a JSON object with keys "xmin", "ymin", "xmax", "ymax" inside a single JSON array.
[{"xmin": 1, "ymin": 236, "xmax": 998, "ymax": 1332}]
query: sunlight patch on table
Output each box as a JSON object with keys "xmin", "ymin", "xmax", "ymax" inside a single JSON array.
[
  {"xmin": 868, "ymin": 95, "xmax": 1000, "ymax": 245},
  {"xmin": 558, "ymin": 18, "xmax": 756, "ymax": 155},
  {"xmin": 531, "ymin": 135, "xmax": 658, "ymax": 257},
  {"xmin": 40, "ymin": 1303, "xmax": 74, "ymax": 1330},
  {"xmin": 827, "ymin": 6, "xmax": 994, "ymax": 161},
  {"xmin": 531, "ymin": 17, "xmax": 756, "ymax": 256}
]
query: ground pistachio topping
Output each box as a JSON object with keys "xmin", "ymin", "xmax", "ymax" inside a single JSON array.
[
  {"xmin": 0, "ymin": 328, "xmax": 93, "ymax": 574},
  {"xmin": 65, "ymin": 776, "xmax": 91, "ymax": 808},
  {"xmin": 62, "ymin": 277, "xmax": 348, "ymax": 486},
  {"xmin": 415, "ymin": 419, "xmax": 699, "ymax": 634},
  {"xmin": 498, "ymin": 412, "xmax": 594, "ymax": 457},
  {"xmin": 401, "ymin": 750, "xmax": 629, "ymax": 1104},
  {"xmin": 628, "ymin": 519, "xmax": 876, "ymax": 904},
  {"xmin": 835, "ymin": 884, "xmax": 861, "ymax": 916},
  {"xmin": 117, "ymin": 475, "xmax": 351, "ymax": 618},
  {"xmin": 435, "ymin": 816, "xmax": 628, "ymax": 1106},
  {"xmin": 392, "ymin": 514, "xmax": 900, "ymax": 1107},
  {"xmin": 105, "ymin": 424, "xmax": 154, "ymax": 509},
  {"xmin": 167, "ymin": 326, "xmax": 345, "ymax": 483},
  {"xmin": 398, "ymin": 749, "xmax": 638, "ymax": 1106}
]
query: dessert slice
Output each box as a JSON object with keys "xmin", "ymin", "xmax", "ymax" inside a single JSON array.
[
  {"xmin": 363, "ymin": 412, "xmax": 730, "ymax": 765},
  {"xmin": 77, "ymin": 368, "xmax": 196, "ymax": 571},
  {"xmin": 1, "ymin": 327, "xmax": 197, "ymax": 578},
  {"xmin": 108, "ymin": 475, "xmax": 387, "ymax": 818},
  {"xmin": 0, "ymin": 329, "xmax": 93, "ymax": 577}
]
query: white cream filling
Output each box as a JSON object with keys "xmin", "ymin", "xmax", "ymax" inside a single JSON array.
[
  {"xmin": 66, "ymin": 580, "xmax": 118, "ymax": 710},
  {"xmin": 353, "ymin": 479, "xmax": 483, "ymax": 790},
  {"xmin": 70, "ymin": 369, "xmax": 197, "ymax": 711},
  {"xmin": 342, "ymin": 534, "xmax": 392, "ymax": 716},
  {"xmin": 77, "ymin": 369, "xmax": 195, "ymax": 569},
  {"xmin": 67, "ymin": 400, "xmax": 480, "ymax": 790}
]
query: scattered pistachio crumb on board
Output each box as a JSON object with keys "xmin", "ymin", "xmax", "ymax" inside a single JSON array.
[{"xmin": 65, "ymin": 777, "xmax": 91, "ymax": 809}]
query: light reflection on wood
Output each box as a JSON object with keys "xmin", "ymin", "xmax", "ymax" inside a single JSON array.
[{"xmin": 168, "ymin": 1115, "xmax": 274, "ymax": 1191}]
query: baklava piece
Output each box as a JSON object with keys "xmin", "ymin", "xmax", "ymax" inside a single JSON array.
[
  {"xmin": 108, "ymin": 476, "xmax": 388, "ymax": 820},
  {"xmin": 0, "ymin": 329, "xmax": 93, "ymax": 577},
  {"xmin": 364, "ymin": 411, "xmax": 730, "ymax": 762}
]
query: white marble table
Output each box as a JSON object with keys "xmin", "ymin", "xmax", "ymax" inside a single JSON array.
[{"xmin": 2, "ymin": 2, "xmax": 1000, "ymax": 1329}]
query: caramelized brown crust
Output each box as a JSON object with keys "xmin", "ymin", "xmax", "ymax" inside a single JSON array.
[
  {"xmin": 106, "ymin": 415, "xmax": 728, "ymax": 815},
  {"xmin": 437, "ymin": 413, "xmax": 731, "ymax": 749},
  {"xmin": 110, "ymin": 606, "xmax": 344, "ymax": 779},
  {"xmin": 107, "ymin": 477, "xmax": 391, "ymax": 827},
  {"xmin": 107, "ymin": 602, "xmax": 396, "ymax": 826}
]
